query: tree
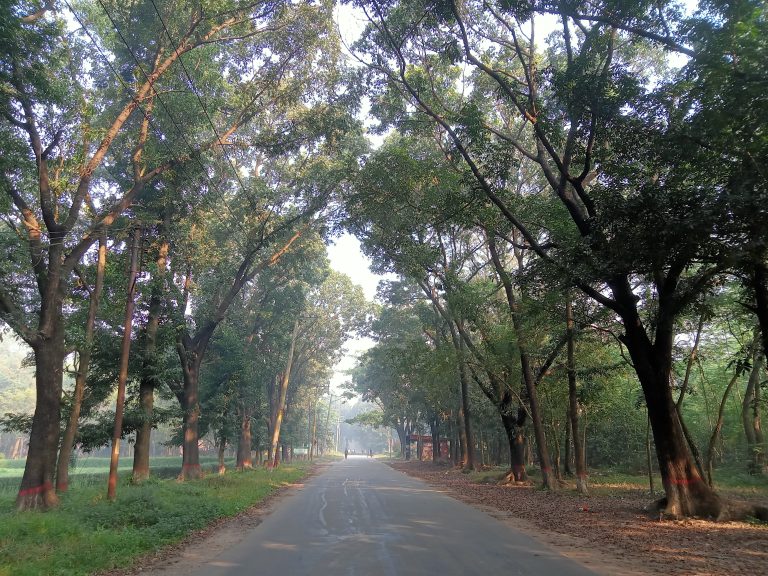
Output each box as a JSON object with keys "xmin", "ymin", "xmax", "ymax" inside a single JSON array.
[
  {"xmin": 1, "ymin": 0, "xmax": 338, "ymax": 510},
  {"xmin": 350, "ymin": 0, "xmax": 757, "ymax": 517}
]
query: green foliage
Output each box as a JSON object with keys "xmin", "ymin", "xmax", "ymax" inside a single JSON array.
[{"xmin": 0, "ymin": 462, "xmax": 310, "ymax": 576}]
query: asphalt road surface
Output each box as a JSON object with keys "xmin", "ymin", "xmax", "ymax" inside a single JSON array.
[{"xmin": 187, "ymin": 457, "xmax": 596, "ymax": 576}]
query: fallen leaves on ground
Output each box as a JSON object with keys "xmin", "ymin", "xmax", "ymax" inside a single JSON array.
[{"xmin": 389, "ymin": 461, "xmax": 768, "ymax": 576}]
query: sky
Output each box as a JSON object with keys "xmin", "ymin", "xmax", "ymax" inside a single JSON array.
[{"xmin": 325, "ymin": 234, "xmax": 390, "ymax": 394}]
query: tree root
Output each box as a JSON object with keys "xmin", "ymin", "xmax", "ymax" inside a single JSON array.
[
  {"xmin": 652, "ymin": 496, "xmax": 768, "ymax": 522},
  {"xmin": 498, "ymin": 470, "xmax": 531, "ymax": 486}
]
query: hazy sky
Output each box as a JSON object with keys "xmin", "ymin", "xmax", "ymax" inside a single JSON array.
[{"xmin": 326, "ymin": 233, "xmax": 391, "ymax": 393}]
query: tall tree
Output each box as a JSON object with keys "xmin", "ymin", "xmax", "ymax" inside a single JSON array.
[
  {"xmin": 1, "ymin": 0, "xmax": 330, "ymax": 509},
  {"xmin": 350, "ymin": 0, "xmax": 755, "ymax": 517}
]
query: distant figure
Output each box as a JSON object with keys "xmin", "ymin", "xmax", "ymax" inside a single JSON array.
[
  {"xmin": 344, "ymin": 448, "xmax": 348, "ymax": 459},
  {"xmin": 369, "ymin": 449, "xmax": 373, "ymax": 458}
]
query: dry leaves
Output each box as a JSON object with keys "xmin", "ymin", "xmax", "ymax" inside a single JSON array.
[{"xmin": 389, "ymin": 461, "xmax": 768, "ymax": 576}]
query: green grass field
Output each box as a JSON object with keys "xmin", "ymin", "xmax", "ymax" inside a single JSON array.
[{"xmin": 0, "ymin": 459, "xmax": 313, "ymax": 576}]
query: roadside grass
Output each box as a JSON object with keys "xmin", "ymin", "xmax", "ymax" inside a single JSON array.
[
  {"xmin": 0, "ymin": 457, "xmax": 230, "ymax": 494},
  {"xmin": 426, "ymin": 461, "xmax": 768, "ymax": 500},
  {"xmin": 0, "ymin": 461, "xmax": 311, "ymax": 576}
]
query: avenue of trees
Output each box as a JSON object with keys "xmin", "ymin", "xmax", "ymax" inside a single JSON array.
[{"xmin": 1, "ymin": 0, "xmax": 767, "ymax": 523}]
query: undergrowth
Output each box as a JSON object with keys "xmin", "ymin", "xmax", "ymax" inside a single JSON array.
[{"xmin": 0, "ymin": 462, "xmax": 310, "ymax": 576}]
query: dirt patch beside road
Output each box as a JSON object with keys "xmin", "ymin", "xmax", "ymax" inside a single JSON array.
[{"xmin": 388, "ymin": 461, "xmax": 768, "ymax": 576}]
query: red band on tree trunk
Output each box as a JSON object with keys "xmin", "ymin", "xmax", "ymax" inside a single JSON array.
[
  {"xmin": 670, "ymin": 477, "xmax": 700, "ymax": 486},
  {"xmin": 18, "ymin": 482, "xmax": 53, "ymax": 497}
]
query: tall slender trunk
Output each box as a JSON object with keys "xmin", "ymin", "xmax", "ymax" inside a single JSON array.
[
  {"xmin": 675, "ymin": 310, "xmax": 706, "ymax": 478},
  {"xmin": 323, "ymin": 395, "xmax": 333, "ymax": 455},
  {"xmin": 270, "ymin": 320, "xmax": 299, "ymax": 467},
  {"xmin": 564, "ymin": 409, "xmax": 573, "ymax": 477},
  {"xmin": 430, "ymin": 417, "xmax": 440, "ymax": 462},
  {"xmin": 310, "ymin": 394, "xmax": 318, "ymax": 460},
  {"xmin": 567, "ymin": 300, "xmax": 588, "ymax": 495},
  {"xmin": 456, "ymin": 337, "xmax": 475, "ymax": 470},
  {"xmin": 646, "ymin": 414, "xmax": 655, "ymax": 493},
  {"xmin": 57, "ymin": 235, "xmax": 107, "ymax": 492},
  {"xmin": 133, "ymin": 235, "xmax": 168, "ymax": 482},
  {"xmin": 108, "ymin": 228, "xmax": 142, "ymax": 500},
  {"xmin": 395, "ymin": 423, "xmax": 407, "ymax": 460},
  {"xmin": 706, "ymin": 372, "xmax": 740, "ymax": 487},
  {"xmin": 487, "ymin": 234, "xmax": 555, "ymax": 489},
  {"xmin": 217, "ymin": 435, "xmax": 227, "ymax": 475},
  {"xmin": 742, "ymin": 351, "xmax": 765, "ymax": 474}
]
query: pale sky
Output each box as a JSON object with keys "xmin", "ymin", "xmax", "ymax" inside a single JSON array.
[{"xmin": 326, "ymin": 233, "xmax": 391, "ymax": 393}]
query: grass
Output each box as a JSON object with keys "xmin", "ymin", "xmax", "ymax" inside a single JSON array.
[
  {"xmin": 437, "ymin": 462, "xmax": 768, "ymax": 499},
  {"xmin": 0, "ymin": 457, "xmax": 229, "ymax": 495},
  {"xmin": 0, "ymin": 460, "xmax": 312, "ymax": 576}
]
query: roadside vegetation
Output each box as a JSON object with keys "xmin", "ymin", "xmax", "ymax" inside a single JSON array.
[
  {"xmin": 1, "ymin": 5, "xmax": 768, "ymax": 575},
  {"xmin": 0, "ymin": 461, "xmax": 311, "ymax": 576}
]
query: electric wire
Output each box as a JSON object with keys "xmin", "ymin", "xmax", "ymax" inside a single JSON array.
[{"xmin": 93, "ymin": 0, "xmax": 254, "ymax": 241}]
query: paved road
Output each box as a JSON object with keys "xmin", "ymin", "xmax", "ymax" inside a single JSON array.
[{"xmin": 188, "ymin": 457, "xmax": 596, "ymax": 576}]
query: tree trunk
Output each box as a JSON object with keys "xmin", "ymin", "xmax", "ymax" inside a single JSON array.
[
  {"xmin": 487, "ymin": 234, "xmax": 555, "ymax": 489},
  {"xmin": 270, "ymin": 320, "xmax": 299, "ymax": 467},
  {"xmin": 217, "ymin": 436, "xmax": 227, "ymax": 475},
  {"xmin": 180, "ymin": 363, "xmax": 202, "ymax": 480},
  {"xmin": 56, "ymin": 236, "xmax": 107, "ymax": 492},
  {"xmin": 431, "ymin": 417, "xmax": 440, "ymax": 462},
  {"xmin": 133, "ymin": 235, "xmax": 168, "ymax": 482},
  {"xmin": 706, "ymin": 372, "xmax": 740, "ymax": 487},
  {"xmin": 675, "ymin": 310, "xmax": 707, "ymax": 479},
  {"xmin": 456, "ymin": 335, "xmax": 475, "ymax": 470},
  {"xmin": 500, "ymin": 409, "xmax": 527, "ymax": 483},
  {"xmin": 236, "ymin": 410, "xmax": 253, "ymax": 470},
  {"xmin": 108, "ymin": 227, "xmax": 142, "ymax": 500},
  {"xmin": 742, "ymin": 352, "xmax": 765, "ymax": 474},
  {"xmin": 395, "ymin": 424, "xmax": 407, "ymax": 460},
  {"xmin": 646, "ymin": 414, "xmax": 655, "ymax": 494},
  {"xmin": 564, "ymin": 409, "xmax": 573, "ymax": 477},
  {"xmin": 567, "ymin": 300, "xmax": 588, "ymax": 495},
  {"xmin": 751, "ymin": 260, "xmax": 768, "ymax": 363},
  {"xmin": 17, "ymin": 323, "xmax": 65, "ymax": 510},
  {"xmin": 618, "ymin": 292, "xmax": 722, "ymax": 518}
]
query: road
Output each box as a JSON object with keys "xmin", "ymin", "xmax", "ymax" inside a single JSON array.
[{"xmin": 182, "ymin": 457, "xmax": 596, "ymax": 576}]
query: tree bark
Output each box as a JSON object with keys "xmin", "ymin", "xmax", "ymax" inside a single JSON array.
[
  {"xmin": 108, "ymin": 227, "xmax": 142, "ymax": 500},
  {"xmin": 616, "ymin": 283, "xmax": 722, "ymax": 518},
  {"xmin": 217, "ymin": 436, "xmax": 227, "ymax": 475},
  {"xmin": 500, "ymin": 407, "xmax": 527, "ymax": 483},
  {"xmin": 179, "ymin": 360, "xmax": 203, "ymax": 480},
  {"xmin": 133, "ymin": 233, "xmax": 169, "ymax": 482},
  {"xmin": 236, "ymin": 409, "xmax": 253, "ymax": 470},
  {"xmin": 675, "ymin": 310, "xmax": 707, "ymax": 478},
  {"xmin": 456, "ymin": 336, "xmax": 476, "ymax": 470},
  {"xmin": 395, "ymin": 423, "xmax": 407, "ymax": 460},
  {"xmin": 270, "ymin": 320, "xmax": 300, "ymax": 467},
  {"xmin": 56, "ymin": 234, "xmax": 107, "ymax": 492},
  {"xmin": 567, "ymin": 300, "xmax": 588, "ymax": 495},
  {"xmin": 751, "ymin": 260, "xmax": 768, "ymax": 363},
  {"xmin": 16, "ymin": 320, "xmax": 65, "ymax": 510},
  {"xmin": 488, "ymin": 233, "xmax": 556, "ymax": 489},
  {"xmin": 742, "ymin": 351, "xmax": 765, "ymax": 474},
  {"xmin": 564, "ymin": 409, "xmax": 573, "ymax": 477},
  {"xmin": 706, "ymin": 372, "xmax": 740, "ymax": 487},
  {"xmin": 430, "ymin": 417, "xmax": 440, "ymax": 462}
]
